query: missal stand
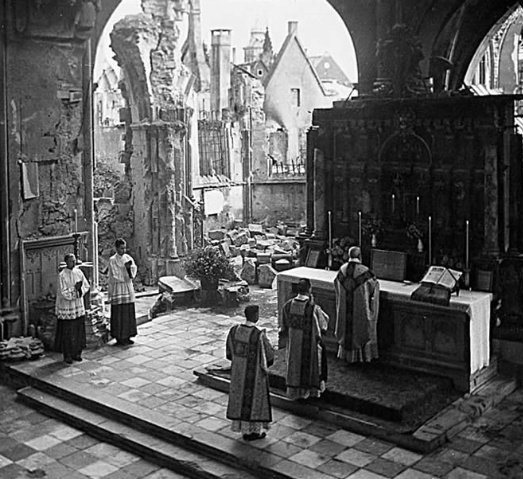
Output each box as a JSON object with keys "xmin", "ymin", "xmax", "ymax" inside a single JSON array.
[{"xmin": 411, "ymin": 266, "xmax": 463, "ymax": 306}]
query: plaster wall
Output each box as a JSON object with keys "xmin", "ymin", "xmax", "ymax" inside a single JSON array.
[
  {"xmin": 252, "ymin": 182, "xmax": 306, "ymax": 226},
  {"xmin": 264, "ymin": 38, "xmax": 330, "ymax": 161}
]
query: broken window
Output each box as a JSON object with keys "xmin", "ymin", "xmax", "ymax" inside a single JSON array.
[{"xmin": 291, "ymin": 88, "xmax": 301, "ymax": 107}]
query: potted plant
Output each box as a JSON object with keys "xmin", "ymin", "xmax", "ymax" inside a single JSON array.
[
  {"xmin": 326, "ymin": 236, "xmax": 357, "ymax": 270},
  {"xmin": 362, "ymin": 217, "xmax": 383, "ymax": 247},
  {"xmin": 183, "ymin": 246, "xmax": 235, "ymax": 303}
]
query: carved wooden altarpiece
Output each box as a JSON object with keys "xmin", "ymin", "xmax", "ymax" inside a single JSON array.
[{"xmin": 304, "ymin": 95, "xmax": 523, "ymax": 287}]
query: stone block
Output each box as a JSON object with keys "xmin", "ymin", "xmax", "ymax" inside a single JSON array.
[
  {"xmin": 234, "ymin": 232, "xmax": 249, "ymax": 246},
  {"xmin": 257, "ymin": 252, "xmax": 272, "ymax": 264},
  {"xmin": 258, "ymin": 264, "xmax": 277, "ymax": 288},
  {"xmin": 248, "ymin": 223, "xmax": 264, "ymax": 235},
  {"xmin": 273, "ymin": 258, "xmax": 293, "ymax": 272},
  {"xmin": 240, "ymin": 259, "xmax": 257, "ymax": 285},
  {"xmin": 248, "ymin": 238, "xmax": 256, "ymax": 247},
  {"xmin": 256, "ymin": 239, "xmax": 272, "ymax": 250},
  {"xmin": 208, "ymin": 229, "xmax": 226, "ymax": 241},
  {"xmin": 220, "ymin": 242, "xmax": 231, "ymax": 257},
  {"xmin": 220, "ymin": 281, "xmax": 250, "ymax": 306}
]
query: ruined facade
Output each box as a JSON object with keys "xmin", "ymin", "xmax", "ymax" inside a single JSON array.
[{"xmin": 3, "ymin": 0, "xmax": 523, "ymax": 338}]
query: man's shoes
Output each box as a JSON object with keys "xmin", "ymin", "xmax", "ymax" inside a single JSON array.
[
  {"xmin": 243, "ymin": 432, "xmax": 266, "ymax": 441},
  {"xmin": 126, "ymin": 339, "xmax": 134, "ymax": 345},
  {"xmin": 64, "ymin": 357, "xmax": 73, "ymax": 364},
  {"xmin": 72, "ymin": 355, "xmax": 82, "ymax": 362}
]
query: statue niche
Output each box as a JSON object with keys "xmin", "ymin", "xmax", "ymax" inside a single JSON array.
[{"xmin": 379, "ymin": 109, "xmax": 432, "ymax": 228}]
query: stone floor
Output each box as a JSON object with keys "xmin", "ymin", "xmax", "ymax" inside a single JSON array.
[
  {"xmin": 1, "ymin": 286, "xmax": 523, "ymax": 478},
  {"xmin": 0, "ymin": 384, "xmax": 191, "ymax": 479}
]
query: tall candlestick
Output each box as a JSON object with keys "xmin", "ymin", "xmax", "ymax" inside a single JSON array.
[
  {"xmin": 428, "ymin": 216, "xmax": 432, "ymax": 265},
  {"xmin": 392, "ymin": 194, "xmax": 396, "ymax": 214},
  {"xmin": 74, "ymin": 209, "xmax": 78, "ymax": 233},
  {"xmin": 465, "ymin": 220, "xmax": 470, "ymax": 269},
  {"xmin": 358, "ymin": 211, "xmax": 362, "ymax": 246},
  {"xmin": 416, "ymin": 196, "xmax": 420, "ymax": 216},
  {"xmin": 327, "ymin": 211, "xmax": 332, "ymax": 270}
]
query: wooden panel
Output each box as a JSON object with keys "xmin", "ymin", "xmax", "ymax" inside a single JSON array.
[{"xmin": 371, "ymin": 249, "xmax": 407, "ymax": 281}]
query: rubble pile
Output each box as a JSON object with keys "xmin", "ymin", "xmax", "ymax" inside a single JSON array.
[
  {"xmin": 0, "ymin": 337, "xmax": 45, "ymax": 361},
  {"xmin": 207, "ymin": 223, "xmax": 301, "ymax": 290}
]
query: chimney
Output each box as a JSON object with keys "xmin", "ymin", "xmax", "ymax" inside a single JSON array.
[
  {"xmin": 210, "ymin": 29, "xmax": 232, "ymax": 118},
  {"xmin": 288, "ymin": 21, "xmax": 298, "ymax": 35}
]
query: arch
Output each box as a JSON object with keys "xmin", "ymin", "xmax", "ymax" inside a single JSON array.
[{"xmin": 429, "ymin": 0, "xmax": 520, "ymax": 91}]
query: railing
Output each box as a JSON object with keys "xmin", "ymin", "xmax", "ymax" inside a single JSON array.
[{"xmin": 268, "ymin": 156, "xmax": 305, "ymax": 177}]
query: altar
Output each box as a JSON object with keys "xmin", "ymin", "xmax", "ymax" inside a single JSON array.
[{"xmin": 277, "ymin": 267, "xmax": 493, "ymax": 392}]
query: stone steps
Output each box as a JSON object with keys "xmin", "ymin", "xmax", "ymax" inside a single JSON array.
[
  {"xmin": 17, "ymin": 386, "xmax": 253, "ymax": 479},
  {"xmin": 10, "ymin": 364, "xmax": 291, "ymax": 479},
  {"xmin": 194, "ymin": 366, "xmax": 519, "ymax": 454}
]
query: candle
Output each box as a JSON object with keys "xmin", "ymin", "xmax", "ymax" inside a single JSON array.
[
  {"xmin": 465, "ymin": 220, "xmax": 470, "ymax": 269},
  {"xmin": 392, "ymin": 194, "xmax": 396, "ymax": 214},
  {"xmin": 428, "ymin": 216, "xmax": 432, "ymax": 265},
  {"xmin": 74, "ymin": 209, "xmax": 78, "ymax": 233},
  {"xmin": 416, "ymin": 196, "xmax": 420, "ymax": 216},
  {"xmin": 358, "ymin": 211, "xmax": 362, "ymax": 246},
  {"xmin": 328, "ymin": 211, "xmax": 332, "ymax": 247}
]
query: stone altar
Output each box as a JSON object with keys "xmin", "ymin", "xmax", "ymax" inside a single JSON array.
[{"xmin": 277, "ymin": 267, "xmax": 493, "ymax": 392}]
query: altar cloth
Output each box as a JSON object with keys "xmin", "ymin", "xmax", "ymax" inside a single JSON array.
[{"xmin": 277, "ymin": 267, "xmax": 492, "ymax": 375}]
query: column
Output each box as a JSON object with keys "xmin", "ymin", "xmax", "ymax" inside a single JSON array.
[
  {"xmin": 312, "ymin": 148, "xmax": 327, "ymax": 239},
  {"xmin": 483, "ymin": 144, "xmax": 499, "ymax": 255}
]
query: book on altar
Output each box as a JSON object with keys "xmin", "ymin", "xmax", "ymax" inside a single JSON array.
[
  {"xmin": 411, "ymin": 266, "xmax": 463, "ymax": 306},
  {"xmin": 420, "ymin": 266, "xmax": 462, "ymax": 291}
]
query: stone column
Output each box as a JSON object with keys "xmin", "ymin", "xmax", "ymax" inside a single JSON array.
[
  {"xmin": 483, "ymin": 144, "xmax": 499, "ymax": 255},
  {"xmin": 312, "ymin": 148, "xmax": 327, "ymax": 239}
]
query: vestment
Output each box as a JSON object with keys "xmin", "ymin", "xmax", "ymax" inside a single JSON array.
[
  {"xmin": 226, "ymin": 322, "xmax": 274, "ymax": 435},
  {"xmin": 334, "ymin": 259, "xmax": 380, "ymax": 363},
  {"xmin": 108, "ymin": 252, "xmax": 137, "ymax": 343},
  {"xmin": 281, "ymin": 293, "xmax": 329, "ymax": 399},
  {"xmin": 55, "ymin": 267, "xmax": 90, "ymax": 358}
]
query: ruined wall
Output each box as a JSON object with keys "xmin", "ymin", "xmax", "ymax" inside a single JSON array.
[
  {"xmin": 2, "ymin": 1, "xmax": 97, "ymax": 318},
  {"xmin": 108, "ymin": 0, "xmax": 194, "ymax": 283},
  {"xmin": 252, "ymin": 182, "xmax": 306, "ymax": 226}
]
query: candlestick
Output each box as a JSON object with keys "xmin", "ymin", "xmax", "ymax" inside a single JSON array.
[
  {"xmin": 74, "ymin": 209, "xmax": 78, "ymax": 233},
  {"xmin": 327, "ymin": 211, "xmax": 332, "ymax": 270},
  {"xmin": 428, "ymin": 216, "xmax": 432, "ymax": 265},
  {"xmin": 358, "ymin": 211, "xmax": 362, "ymax": 246},
  {"xmin": 392, "ymin": 194, "xmax": 395, "ymax": 214},
  {"xmin": 416, "ymin": 196, "xmax": 420, "ymax": 216},
  {"xmin": 465, "ymin": 220, "xmax": 470, "ymax": 269}
]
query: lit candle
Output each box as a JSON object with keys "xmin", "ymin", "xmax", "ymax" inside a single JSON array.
[
  {"xmin": 465, "ymin": 220, "xmax": 470, "ymax": 269},
  {"xmin": 416, "ymin": 196, "xmax": 420, "ymax": 216},
  {"xmin": 428, "ymin": 216, "xmax": 432, "ymax": 265},
  {"xmin": 358, "ymin": 211, "xmax": 362, "ymax": 246},
  {"xmin": 392, "ymin": 194, "xmax": 396, "ymax": 214},
  {"xmin": 74, "ymin": 209, "xmax": 78, "ymax": 233}
]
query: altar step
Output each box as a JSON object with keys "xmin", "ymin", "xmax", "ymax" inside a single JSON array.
[{"xmin": 195, "ymin": 359, "xmax": 518, "ymax": 454}]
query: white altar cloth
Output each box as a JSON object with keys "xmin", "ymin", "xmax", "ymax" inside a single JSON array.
[{"xmin": 277, "ymin": 267, "xmax": 492, "ymax": 374}]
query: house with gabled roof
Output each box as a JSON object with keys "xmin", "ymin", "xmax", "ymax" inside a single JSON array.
[{"xmin": 261, "ymin": 21, "xmax": 332, "ymax": 175}]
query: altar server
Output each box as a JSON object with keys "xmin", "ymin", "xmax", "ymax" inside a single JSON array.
[
  {"xmin": 55, "ymin": 253, "xmax": 90, "ymax": 364},
  {"xmin": 226, "ymin": 305, "xmax": 274, "ymax": 441},
  {"xmin": 335, "ymin": 246, "xmax": 380, "ymax": 363},
  {"xmin": 281, "ymin": 278, "xmax": 329, "ymax": 400},
  {"xmin": 108, "ymin": 238, "xmax": 138, "ymax": 346}
]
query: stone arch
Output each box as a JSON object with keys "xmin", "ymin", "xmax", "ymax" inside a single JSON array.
[
  {"xmin": 93, "ymin": 0, "xmax": 193, "ymax": 283},
  {"xmin": 429, "ymin": 0, "xmax": 520, "ymax": 91}
]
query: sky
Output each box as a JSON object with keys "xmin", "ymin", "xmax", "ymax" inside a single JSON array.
[{"xmin": 95, "ymin": 0, "xmax": 357, "ymax": 82}]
